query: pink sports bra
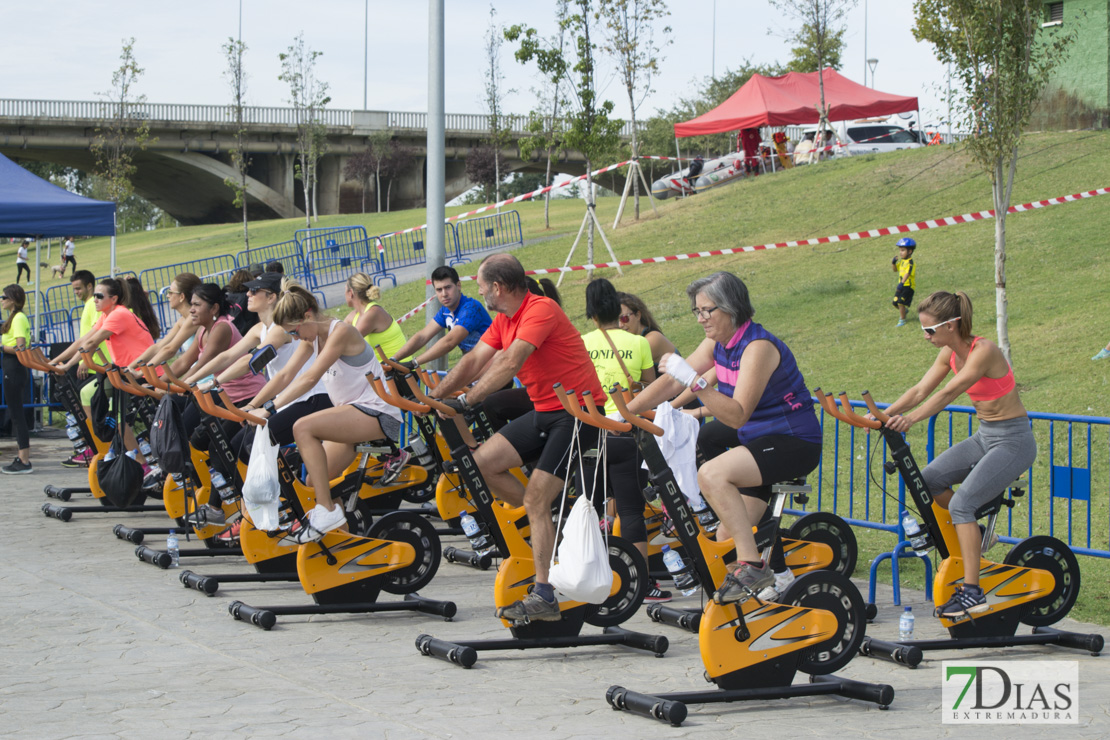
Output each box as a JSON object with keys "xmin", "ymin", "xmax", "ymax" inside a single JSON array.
[{"xmin": 950, "ymin": 336, "xmax": 1015, "ymax": 402}]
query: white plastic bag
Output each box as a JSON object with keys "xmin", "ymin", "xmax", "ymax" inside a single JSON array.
[
  {"xmin": 548, "ymin": 494, "xmax": 613, "ymax": 603},
  {"xmin": 241, "ymin": 423, "xmax": 281, "ymax": 531}
]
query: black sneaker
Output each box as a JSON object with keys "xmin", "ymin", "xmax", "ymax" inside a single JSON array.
[
  {"xmin": 1, "ymin": 458, "xmax": 32, "ymax": 475},
  {"xmin": 935, "ymin": 585, "xmax": 988, "ymax": 620},
  {"xmin": 644, "ymin": 582, "xmax": 672, "ymax": 603}
]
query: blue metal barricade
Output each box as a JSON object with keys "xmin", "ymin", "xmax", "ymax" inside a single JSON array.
[
  {"xmin": 43, "ymin": 270, "xmax": 137, "ymax": 316},
  {"xmin": 139, "ymin": 256, "xmax": 237, "ymax": 295},
  {"xmin": 296, "ymin": 226, "xmax": 378, "ymax": 288},
  {"xmin": 451, "ymin": 210, "xmax": 523, "ymax": 265},
  {"xmin": 35, "ymin": 308, "xmax": 75, "ymax": 344},
  {"xmin": 235, "ymin": 239, "xmax": 308, "ymax": 278},
  {"xmin": 375, "ymin": 228, "xmax": 430, "ymax": 285}
]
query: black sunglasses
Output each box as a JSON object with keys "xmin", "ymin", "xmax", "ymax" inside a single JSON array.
[{"xmin": 92, "ymin": 292, "xmax": 107, "ymax": 300}]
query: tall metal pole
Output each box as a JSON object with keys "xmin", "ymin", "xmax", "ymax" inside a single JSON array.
[
  {"xmin": 363, "ymin": 0, "xmax": 369, "ymax": 110},
  {"xmin": 426, "ymin": 0, "xmax": 446, "ymax": 309},
  {"xmin": 863, "ymin": 0, "xmax": 868, "ymax": 83},
  {"xmin": 711, "ymin": 0, "xmax": 716, "ymax": 80}
]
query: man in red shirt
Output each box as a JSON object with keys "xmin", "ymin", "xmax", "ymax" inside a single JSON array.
[{"xmin": 430, "ymin": 253, "xmax": 604, "ymax": 622}]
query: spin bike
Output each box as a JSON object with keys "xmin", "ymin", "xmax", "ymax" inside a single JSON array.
[
  {"xmin": 601, "ymin": 387, "xmax": 891, "ymax": 726},
  {"xmin": 19, "ymin": 347, "xmax": 165, "ymax": 520},
  {"xmin": 817, "ymin": 389, "xmax": 1103, "ymax": 668},
  {"xmin": 382, "ymin": 370, "xmax": 667, "ymax": 668},
  {"xmin": 198, "ymin": 392, "xmax": 455, "ymax": 630}
]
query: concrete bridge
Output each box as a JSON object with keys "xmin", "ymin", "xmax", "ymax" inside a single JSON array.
[{"xmin": 0, "ymin": 99, "xmax": 635, "ymax": 225}]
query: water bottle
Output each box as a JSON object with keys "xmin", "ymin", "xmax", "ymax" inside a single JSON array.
[
  {"xmin": 65, "ymin": 413, "xmax": 77, "ymax": 426},
  {"xmin": 210, "ymin": 470, "xmax": 238, "ymax": 502},
  {"xmin": 66, "ymin": 425, "xmax": 81, "ymax": 441},
  {"xmin": 459, "ymin": 512, "xmax": 492, "ymax": 554},
  {"xmin": 899, "ymin": 606, "xmax": 915, "ymax": 640},
  {"xmin": 103, "ymin": 447, "xmax": 117, "ymax": 462},
  {"xmin": 409, "ymin": 437, "xmax": 429, "ymax": 462},
  {"xmin": 661, "ymin": 545, "xmax": 698, "ymax": 596},
  {"xmin": 139, "ymin": 440, "xmax": 153, "ymax": 458},
  {"xmin": 125, "ymin": 449, "xmax": 139, "ymax": 461},
  {"xmin": 901, "ymin": 510, "xmax": 929, "ymax": 551},
  {"xmin": 166, "ymin": 529, "xmax": 180, "ymax": 568}
]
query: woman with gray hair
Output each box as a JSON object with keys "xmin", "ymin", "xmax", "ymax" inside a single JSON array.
[{"xmin": 626, "ymin": 271, "xmax": 822, "ymax": 606}]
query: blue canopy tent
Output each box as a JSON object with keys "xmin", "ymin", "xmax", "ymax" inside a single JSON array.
[{"xmin": 0, "ymin": 151, "xmax": 117, "ymax": 338}]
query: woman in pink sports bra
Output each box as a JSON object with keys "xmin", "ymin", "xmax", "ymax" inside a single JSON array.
[{"xmin": 880, "ymin": 291, "xmax": 1036, "ymax": 620}]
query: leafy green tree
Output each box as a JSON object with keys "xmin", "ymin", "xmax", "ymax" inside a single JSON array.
[
  {"xmin": 769, "ymin": 0, "xmax": 857, "ymax": 128},
  {"xmin": 483, "ymin": 5, "xmax": 514, "ymax": 204},
  {"xmin": 508, "ymin": 0, "xmax": 625, "ymax": 266},
  {"xmin": 786, "ymin": 19, "xmax": 846, "ymax": 72},
  {"xmin": 91, "ymin": 38, "xmax": 155, "ymax": 209},
  {"xmin": 222, "ymin": 36, "xmax": 250, "ymax": 248},
  {"xmin": 913, "ymin": 0, "xmax": 1076, "ymax": 362},
  {"xmin": 597, "ymin": 0, "xmax": 672, "ymax": 219},
  {"xmin": 506, "ymin": 0, "xmax": 571, "ymax": 229},
  {"xmin": 279, "ymin": 33, "xmax": 331, "ymax": 226}
]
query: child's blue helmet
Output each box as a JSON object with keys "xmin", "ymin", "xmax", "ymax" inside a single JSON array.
[{"xmin": 896, "ymin": 237, "xmax": 916, "ymax": 249}]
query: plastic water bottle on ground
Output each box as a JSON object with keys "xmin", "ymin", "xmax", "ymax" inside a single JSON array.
[
  {"xmin": 661, "ymin": 545, "xmax": 698, "ymax": 596},
  {"xmin": 899, "ymin": 606, "xmax": 915, "ymax": 641},
  {"xmin": 166, "ymin": 529, "xmax": 180, "ymax": 568},
  {"xmin": 901, "ymin": 510, "xmax": 929, "ymax": 551}
]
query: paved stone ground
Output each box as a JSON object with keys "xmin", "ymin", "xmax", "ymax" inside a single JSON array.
[{"xmin": 1, "ymin": 436, "xmax": 1106, "ymax": 739}]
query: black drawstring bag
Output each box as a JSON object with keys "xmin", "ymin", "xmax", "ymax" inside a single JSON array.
[
  {"xmin": 96, "ymin": 389, "xmax": 145, "ymax": 508},
  {"xmin": 149, "ymin": 394, "xmax": 190, "ymax": 476}
]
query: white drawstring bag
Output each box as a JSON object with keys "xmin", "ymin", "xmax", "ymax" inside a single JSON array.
[
  {"xmin": 548, "ymin": 422, "xmax": 613, "ymax": 603},
  {"xmin": 241, "ymin": 423, "xmax": 281, "ymax": 531}
]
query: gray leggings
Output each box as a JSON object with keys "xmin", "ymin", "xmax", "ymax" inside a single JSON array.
[{"xmin": 921, "ymin": 416, "xmax": 1037, "ymax": 524}]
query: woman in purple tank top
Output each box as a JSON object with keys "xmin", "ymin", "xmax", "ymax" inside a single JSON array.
[{"xmin": 626, "ymin": 271, "xmax": 822, "ymax": 607}]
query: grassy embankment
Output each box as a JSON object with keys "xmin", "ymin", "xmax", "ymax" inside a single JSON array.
[{"xmin": 11, "ymin": 130, "xmax": 1109, "ymax": 623}]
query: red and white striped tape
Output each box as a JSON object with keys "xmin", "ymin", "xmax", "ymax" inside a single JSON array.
[
  {"xmin": 395, "ymin": 296, "xmax": 436, "ymax": 324},
  {"xmin": 376, "ymin": 159, "xmax": 635, "ymax": 242},
  {"xmin": 429, "ymin": 185, "xmax": 1110, "ymax": 284}
]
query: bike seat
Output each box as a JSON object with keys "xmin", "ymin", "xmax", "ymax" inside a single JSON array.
[{"xmin": 972, "ymin": 475, "xmax": 1026, "ymax": 520}]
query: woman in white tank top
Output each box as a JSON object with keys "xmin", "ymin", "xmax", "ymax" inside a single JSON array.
[{"xmin": 246, "ymin": 286, "xmax": 403, "ymax": 541}]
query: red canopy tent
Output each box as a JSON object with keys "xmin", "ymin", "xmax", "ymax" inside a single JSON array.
[{"xmin": 674, "ymin": 68, "xmax": 919, "ymax": 137}]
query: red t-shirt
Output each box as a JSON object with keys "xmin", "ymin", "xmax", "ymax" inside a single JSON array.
[
  {"xmin": 482, "ymin": 292, "xmax": 605, "ymax": 413},
  {"xmin": 92, "ymin": 307, "xmax": 154, "ymax": 367}
]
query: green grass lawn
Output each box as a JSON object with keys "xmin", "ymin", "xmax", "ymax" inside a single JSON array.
[{"xmin": 11, "ymin": 130, "xmax": 1109, "ymax": 623}]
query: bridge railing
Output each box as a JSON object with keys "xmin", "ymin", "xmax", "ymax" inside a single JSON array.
[
  {"xmin": 450, "ymin": 210, "xmax": 524, "ymax": 266},
  {"xmin": 0, "ymin": 99, "xmax": 350, "ymax": 127}
]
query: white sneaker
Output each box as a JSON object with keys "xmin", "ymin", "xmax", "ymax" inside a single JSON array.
[
  {"xmin": 757, "ymin": 569, "xmax": 796, "ymax": 602},
  {"xmin": 308, "ymin": 504, "xmax": 346, "ymax": 534}
]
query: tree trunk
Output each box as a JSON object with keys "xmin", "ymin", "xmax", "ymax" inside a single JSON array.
[
  {"xmin": 543, "ymin": 157, "xmax": 553, "ymax": 230},
  {"xmin": 375, "ymin": 169, "xmax": 382, "ymax": 213},
  {"xmin": 301, "ymin": 154, "xmax": 311, "ymax": 228},
  {"xmin": 586, "ymin": 163, "xmax": 595, "ymax": 279},
  {"xmin": 631, "ymin": 117, "xmax": 640, "ymax": 220},
  {"xmin": 361, "ymin": 179, "xmax": 366, "ymax": 214},
  {"xmin": 241, "ymin": 172, "xmax": 249, "ymax": 249},
  {"xmin": 994, "ymin": 153, "xmax": 1017, "ymax": 365},
  {"xmin": 387, "ymin": 179, "xmax": 393, "ymax": 213}
]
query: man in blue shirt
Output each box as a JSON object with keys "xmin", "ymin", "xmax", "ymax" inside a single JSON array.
[{"xmin": 390, "ymin": 265, "xmax": 492, "ymax": 364}]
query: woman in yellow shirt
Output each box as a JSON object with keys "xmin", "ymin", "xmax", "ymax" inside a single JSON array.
[
  {"xmin": 1, "ymin": 284, "xmax": 33, "ymax": 474},
  {"xmin": 342, "ymin": 272, "xmax": 408, "ymax": 360}
]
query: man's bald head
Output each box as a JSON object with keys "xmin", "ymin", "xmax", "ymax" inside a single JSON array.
[{"xmin": 478, "ymin": 253, "xmax": 528, "ymax": 294}]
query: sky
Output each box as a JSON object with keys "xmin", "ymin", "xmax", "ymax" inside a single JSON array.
[{"xmin": 5, "ymin": 1, "xmax": 955, "ymax": 131}]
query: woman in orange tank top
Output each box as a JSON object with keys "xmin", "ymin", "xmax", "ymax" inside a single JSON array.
[{"xmin": 879, "ymin": 291, "xmax": 1036, "ymax": 620}]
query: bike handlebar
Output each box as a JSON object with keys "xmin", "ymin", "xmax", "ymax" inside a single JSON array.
[
  {"xmin": 607, "ymin": 385, "xmax": 665, "ymax": 437},
  {"xmin": 368, "ymin": 373, "xmax": 430, "ymax": 414}
]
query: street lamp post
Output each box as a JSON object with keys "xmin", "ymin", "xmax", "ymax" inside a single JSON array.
[{"xmin": 867, "ymin": 57, "xmax": 879, "ymax": 88}]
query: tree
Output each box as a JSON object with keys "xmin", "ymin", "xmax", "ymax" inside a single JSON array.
[
  {"xmin": 597, "ymin": 0, "xmax": 672, "ymax": 219},
  {"xmin": 482, "ymin": 5, "xmax": 513, "ymax": 205},
  {"xmin": 508, "ymin": 0, "xmax": 625, "ymax": 267},
  {"xmin": 913, "ymin": 0, "xmax": 1076, "ymax": 363},
  {"xmin": 506, "ymin": 0, "xmax": 571, "ymax": 229},
  {"xmin": 785, "ymin": 19, "xmax": 846, "ymax": 72},
  {"xmin": 222, "ymin": 36, "xmax": 250, "ymax": 248},
  {"xmin": 380, "ymin": 140, "xmax": 415, "ymax": 212},
  {"xmin": 91, "ymin": 38, "xmax": 154, "ymax": 208},
  {"xmin": 278, "ymin": 33, "xmax": 331, "ymax": 227},
  {"xmin": 343, "ymin": 149, "xmax": 375, "ymax": 213},
  {"xmin": 769, "ymin": 0, "xmax": 857, "ymax": 139},
  {"xmin": 464, "ymin": 144, "xmax": 500, "ymax": 202}
]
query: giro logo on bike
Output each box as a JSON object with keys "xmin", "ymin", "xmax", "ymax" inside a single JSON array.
[{"xmin": 942, "ymin": 661, "xmax": 1077, "ymax": 724}]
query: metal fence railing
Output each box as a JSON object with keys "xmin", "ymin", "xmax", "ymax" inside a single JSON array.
[
  {"xmin": 297, "ymin": 226, "xmax": 376, "ymax": 290},
  {"xmin": 235, "ymin": 240, "xmax": 308, "ymax": 278},
  {"xmin": 451, "ymin": 210, "xmax": 524, "ymax": 266}
]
